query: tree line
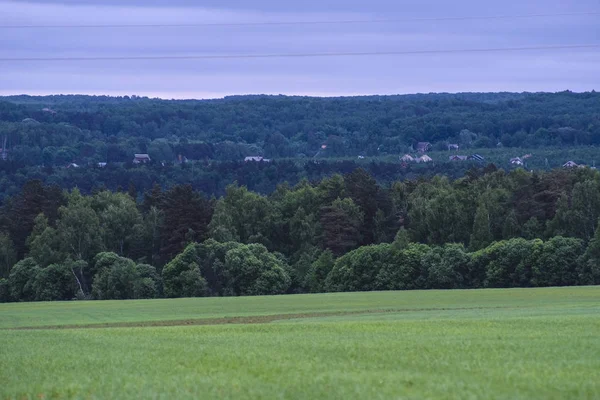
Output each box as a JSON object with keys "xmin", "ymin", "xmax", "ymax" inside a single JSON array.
[
  {"xmin": 1, "ymin": 91, "xmax": 599, "ymax": 168},
  {"xmin": 1, "ymin": 165, "xmax": 600, "ymax": 302}
]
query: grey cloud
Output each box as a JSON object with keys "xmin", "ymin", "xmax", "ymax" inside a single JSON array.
[{"xmin": 0, "ymin": 0, "xmax": 598, "ymax": 98}]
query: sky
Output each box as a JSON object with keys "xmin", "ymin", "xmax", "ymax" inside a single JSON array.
[{"xmin": 0, "ymin": 0, "xmax": 598, "ymax": 99}]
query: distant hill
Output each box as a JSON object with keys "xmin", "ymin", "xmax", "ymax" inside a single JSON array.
[{"xmin": 1, "ymin": 91, "xmax": 597, "ymax": 164}]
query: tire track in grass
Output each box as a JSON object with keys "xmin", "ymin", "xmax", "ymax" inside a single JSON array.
[{"xmin": 5, "ymin": 306, "xmax": 514, "ymax": 330}]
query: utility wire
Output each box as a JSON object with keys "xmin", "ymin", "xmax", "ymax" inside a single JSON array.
[
  {"xmin": 0, "ymin": 44, "xmax": 598, "ymax": 62},
  {"xmin": 1, "ymin": 11, "xmax": 598, "ymax": 29}
]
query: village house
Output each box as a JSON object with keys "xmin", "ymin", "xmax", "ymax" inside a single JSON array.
[
  {"xmin": 416, "ymin": 142, "xmax": 432, "ymax": 153},
  {"xmin": 97, "ymin": 162, "xmax": 107, "ymax": 168},
  {"xmin": 244, "ymin": 156, "xmax": 271, "ymax": 162},
  {"xmin": 510, "ymin": 157, "xmax": 524, "ymax": 166},
  {"xmin": 469, "ymin": 154, "xmax": 485, "ymax": 162},
  {"xmin": 563, "ymin": 161, "xmax": 579, "ymax": 168},
  {"xmin": 400, "ymin": 154, "xmax": 415, "ymax": 162},
  {"xmin": 417, "ymin": 155, "xmax": 433, "ymax": 163},
  {"xmin": 448, "ymin": 144, "xmax": 460, "ymax": 150},
  {"xmin": 66, "ymin": 163, "xmax": 79, "ymax": 169},
  {"xmin": 133, "ymin": 154, "xmax": 151, "ymax": 164},
  {"xmin": 449, "ymin": 155, "xmax": 468, "ymax": 161}
]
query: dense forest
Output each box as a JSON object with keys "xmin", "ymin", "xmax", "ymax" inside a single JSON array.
[
  {"xmin": 1, "ymin": 91, "xmax": 599, "ymax": 201},
  {"xmin": 1, "ymin": 166, "xmax": 599, "ymax": 302},
  {"xmin": 2, "ymin": 92, "xmax": 599, "ymax": 162}
]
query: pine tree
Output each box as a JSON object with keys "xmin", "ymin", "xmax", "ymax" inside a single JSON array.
[
  {"xmin": 470, "ymin": 203, "xmax": 493, "ymax": 251},
  {"xmin": 127, "ymin": 181, "xmax": 138, "ymax": 201},
  {"xmin": 392, "ymin": 227, "xmax": 411, "ymax": 250},
  {"xmin": 502, "ymin": 209, "xmax": 520, "ymax": 239},
  {"xmin": 546, "ymin": 192, "xmax": 570, "ymax": 237}
]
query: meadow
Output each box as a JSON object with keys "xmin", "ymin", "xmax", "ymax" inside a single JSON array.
[{"xmin": 1, "ymin": 287, "xmax": 599, "ymax": 399}]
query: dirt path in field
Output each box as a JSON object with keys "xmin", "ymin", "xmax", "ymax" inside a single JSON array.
[{"xmin": 6, "ymin": 306, "xmax": 510, "ymax": 330}]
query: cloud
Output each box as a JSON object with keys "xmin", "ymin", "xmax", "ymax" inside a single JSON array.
[{"xmin": 0, "ymin": 0, "xmax": 598, "ymax": 97}]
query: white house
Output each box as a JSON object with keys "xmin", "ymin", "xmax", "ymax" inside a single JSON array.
[
  {"xmin": 244, "ymin": 156, "xmax": 271, "ymax": 162},
  {"xmin": 133, "ymin": 154, "xmax": 151, "ymax": 164}
]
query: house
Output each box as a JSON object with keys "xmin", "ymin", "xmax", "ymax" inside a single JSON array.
[
  {"xmin": 449, "ymin": 155, "xmax": 468, "ymax": 161},
  {"xmin": 448, "ymin": 144, "xmax": 460, "ymax": 150},
  {"xmin": 244, "ymin": 156, "xmax": 271, "ymax": 162},
  {"xmin": 417, "ymin": 155, "xmax": 433, "ymax": 163},
  {"xmin": 563, "ymin": 161, "xmax": 578, "ymax": 168},
  {"xmin": 97, "ymin": 162, "xmax": 107, "ymax": 168},
  {"xmin": 400, "ymin": 154, "xmax": 415, "ymax": 162},
  {"xmin": 469, "ymin": 154, "xmax": 485, "ymax": 162},
  {"xmin": 510, "ymin": 157, "xmax": 524, "ymax": 166},
  {"xmin": 133, "ymin": 154, "xmax": 151, "ymax": 164},
  {"xmin": 358, "ymin": 155, "xmax": 365, "ymax": 159},
  {"xmin": 66, "ymin": 163, "xmax": 79, "ymax": 169},
  {"xmin": 416, "ymin": 142, "xmax": 432, "ymax": 153}
]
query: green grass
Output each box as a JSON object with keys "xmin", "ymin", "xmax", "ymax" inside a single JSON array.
[{"xmin": 1, "ymin": 287, "xmax": 599, "ymax": 399}]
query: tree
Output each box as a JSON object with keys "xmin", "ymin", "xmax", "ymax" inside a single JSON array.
[
  {"xmin": 531, "ymin": 236, "xmax": 584, "ymax": 287},
  {"xmin": 522, "ymin": 217, "xmax": 543, "ymax": 240},
  {"xmin": 33, "ymin": 263, "xmax": 77, "ymax": 301},
  {"xmin": 0, "ymin": 278, "xmax": 10, "ymax": 302},
  {"xmin": 0, "ymin": 233, "xmax": 16, "ymax": 278},
  {"xmin": 546, "ymin": 193, "xmax": 570, "ymax": 237},
  {"xmin": 3, "ymin": 180, "xmax": 64, "ymax": 257},
  {"xmin": 376, "ymin": 243, "xmax": 430, "ymax": 290},
  {"xmin": 130, "ymin": 206, "xmax": 163, "ymax": 266},
  {"xmin": 161, "ymin": 244, "xmax": 208, "ymax": 298},
  {"xmin": 578, "ymin": 218, "xmax": 600, "ymax": 285},
  {"xmin": 305, "ymin": 250, "xmax": 335, "ymax": 293},
  {"xmin": 392, "ymin": 228, "xmax": 411, "ymax": 250},
  {"xmin": 344, "ymin": 168, "xmax": 382, "ymax": 244},
  {"xmin": 320, "ymin": 198, "xmax": 363, "ymax": 255},
  {"xmin": 423, "ymin": 244, "xmax": 470, "ymax": 289},
  {"xmin": 326, "ymin": 244, "xmax": 392, "ymax": 292},
  {"xmin": 222, "ymin": 243, "xmax": 291, "ymax": 296},
  {"xmin": 27, "ymin": 214, "xmax": 65, "ymax": 268},
  {"xmin": 470, "ymin": 203, "xmax": 493, "ymax": 251},
  {"xmin": 474, "ymin": 238, "xmax": 537, "ymax": 288},
  {"xmin": 207, "ymin": 184, "xmax": 271, "ymax": 246},
  {"xmin": 57, "ymin": 189, "xmax": 103, "ymax": 262},
  {"xmin": 208, "ymin": 201, "xmax": 240, "ymax": 243},
  {"xmin": 407, "ymin": 177, "xmax": 472, "ymax": 246},
  {"xmin": 160, "ymin": 185, "xmax": 213, "ymax": 261},
  {"xmin": 502, "ymin": 209, "xmax": 520, "ymax": 239},
  {"xmin": 92, "ymin": 252, "xmax": 160, "ymax": 300},
  {"xmin": 95, "ymin": 191, "xmax": 142, "ymax": 256},
  {"xmin": 134, "ymin": 264, "xmax": 161, "ymax": 299},
  {"xmin": 569, "ymin": 180, "xmax": 600, "ymax": 240},
  {"xmin": 8, "ymin": 258, "xmax": 41, "ymax": 301}
]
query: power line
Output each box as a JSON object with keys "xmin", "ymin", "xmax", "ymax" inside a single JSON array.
[
  {"xmin": 1, "ymin": 11, "xmax": 598, "ymax": 29},
  {"xmin": 0, "ymin": 44, "xmax": 598, "ymax": 62}
]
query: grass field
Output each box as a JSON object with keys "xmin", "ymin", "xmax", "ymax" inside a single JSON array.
[{"xmin": 1, "ymin": 287, "xmax": 599, "ymax": 399}]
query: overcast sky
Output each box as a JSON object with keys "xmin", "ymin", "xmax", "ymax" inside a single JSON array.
[{"xmin": 0, "ymin": 0, "xmax": 598, "ymax": 98}]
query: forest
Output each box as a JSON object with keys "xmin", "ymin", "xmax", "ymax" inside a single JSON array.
[
  {"xmin": 1, "ymin": 166, "xmax": 599, "ymax": 302},
  {"xmin": 1, "ymin": 91, "xmax": 599, "ymax": 201}
]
